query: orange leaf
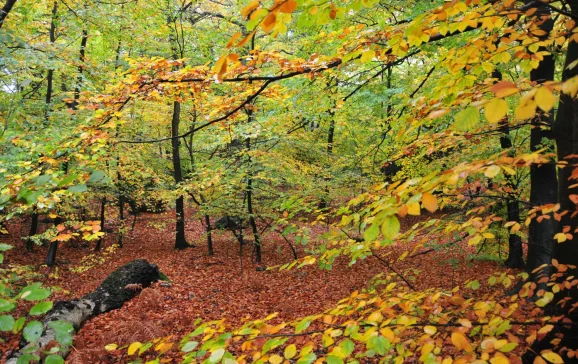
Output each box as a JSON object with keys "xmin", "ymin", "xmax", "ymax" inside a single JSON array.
[
  {"xmin": 278, "ymin": 0, "xmax": 297, "ymax": 13},
  {"xmin": 451, "ymin": 332, "xmax": 473, "ymax": 352},
  {"xmin": 491, "ymin": 81, "xmax": 519, "ymax": 98},
  {"xmin": 262, "ymin": 13, "xmax": 277, "ymax": 32},
  {"xmin": 226, "ymin": 32, "xmax": 241, "ymax": 48},
  {"xmin": 241, "ymin": 1, "xmax": 260, "ymax": 18},
  {"xmin": 422, "ymin": 193, "xmax": 438, "ymax": 213}
]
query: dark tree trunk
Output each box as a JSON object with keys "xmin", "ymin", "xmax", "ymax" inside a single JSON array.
[
  {"xmin": 492, "ymin": 70, "xmax": 525, "ymax": 268},
  {"xmin": 171, "ymin": 101, "xmax": 188, "ymax": 249},
  {"xmin": 0, "ymin": 0, "xmax": 17, "ymax": 29},
  {"xmin": 204, "ymin": 214, "xmax": 214, "ymax": 256},
  {"xmin": 525, "ymin": 2, "xmax": 558, "ymax": 278},
  {"xmin": 244, "ymin": 108, "xmax": 263, "ymax": 263},
  {"xmin": 70, "ymin": 29, "xmax": 88, "ymax": 110},
  {"xmin": 44, "ymin": 0, "xmax": 57, "ymax": 120},
  {"xmin": 7, "ymin": 260, "xmax": 160, "ymax": 363},
  {"xmin": 95, "ymin": 197, "xmax": 106, "ymax": 251},
  {"xmin": 45, "ymin": 240, "xmax": 58, "ymax": 266},
  {"xmin": 26, "ymin": 212, "xmax": 38, "ymax": 251},
  {"xmin": 117, "ymin": 192, "xmax": 124, "ymax": 248}
]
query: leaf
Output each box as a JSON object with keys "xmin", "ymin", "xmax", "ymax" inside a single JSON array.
[
  {"xmin": 454, "ymin": 107, "xmax": 480, "ymax": 131},
  {"xmin": 23, "ymin": 320, "xmax": 43, "ymax": 342},
  {"xmin": 363, "ymin": 223, "xmax": 380, "ymax": 242},
  {"xmin": 0, "ymin": 299, "xmax": 15, "ymax": 313},
  {"xmin": 424, "ymin": 326, "xmax": 437, "ymax": 335},
  {"xmin": 539, "ymin": 351, "xmax": 564, "ymax": 363},
  {"xmin": 485, "ymin": 98, "xmax": 508, "ymax": 123},
  {"xmin": 499, "ymin": 342, "xmax": 517, "ymax": 352},
  {"xmin": 182, "ymin": 341, "xmax": 198, "ymax": 353},
  {"xmin": 284, "ymin": 344, "xmax": 297, "ymax": 359},
  {"xmin": 451, "ymin": 332, "xmax": 472, "ymax": 352},
  {"xmin": 105, "ymin": 344, "xmax": 118, "ymax": 351},
  {"xmin": 88, "ymin": 171, "xmax": 106, "ymax": 183},
  {"xmin": 29, "ymin": 301, "xmax": 53, "ymax": 316},
  {"xmin": 209, "ymin": 348, "xmax": 225, "ymax": 363},
  {"xmin": 491, "ymin": 81, "xmax": 519, "ymax": 98},
  {"xmin": 128, "ymin": 341, "xmax": 142, "ymax": 355},
  {"xmin": 213, "ymin": 55, "xmax": 228, "ymax": 76},
  {"xmin": 278, "ymin": 0, "xmax": 297, "ymax": 13},
  {"xmin": 0, "ymin": 315, "xmax": 15, "ymax": 331},
  {"xmin": 262, "ymin": 13, "xmax": 277, "ymax": 32},
  {"xmin": 20, "ymin": 284, "xmax": 51, "ymax": 301},
  {"xmin": 422, "ymin": 193, "xmax": 438, "ymax": 213},
  {"xmin": 269, "ymin": 354, "xmax": 283, "ymax": 364},
  {"xmin": 407, "ymin": 202, "xmax": 421, "ymax": 216},
  {"xmin": 515, "ymin": 100, "xmax": 537, "ymax": 120},
  {"xmin": 68, "ymin": 184, "xmax": 87, "ymax": 193},
  {"xmin": 0, "ymin": 243, "xmax": 13, "ymax": 251},
  {"xmin": 381, "ymin": 215, "xmax": 400, "ymax": 240},
  {"xmin": 35, "ymin": 174, "xmax": 52, "ymax": 187},
  {"xmin": 367, "ymin": 335, "xmax": 389, "ymax": 355},
  {"xmin": 57, "ymin": 174, "xmax": 78, "ymax": 187},
  {"xmin": 535, "ymin": 87, "xmax": 556, "ymax": 112},
  {"xmin": 44, "ymin": 355, "xmax": 65, "ymax": 364},
  {"xmin": 485, "ymin": 165, "xmax": 501, "ymax": 178}
]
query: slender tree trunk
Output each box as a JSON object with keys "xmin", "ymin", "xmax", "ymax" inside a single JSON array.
[
  {"xmin": 172, "ymin": 101, "xmax": 188, "ymax": 249},
  {"xmin": 95, "ymin": 197, "xmax": 106, "ymax": 251},
  {"xmin": 525, "ymin": 2, "xmax": 558, "ymax": 278},
  {"xmin": 0, "ymin": 0, "xmax": 17, "ymax": 29},
  {"xmin": 244, "ymin": 108, "xmax": 262, "ymax": 263},
  {"xmin": 46, "ymin": 239, "xmax": 58, "ymax": 266},
  {"xmin": 71, "ymin": 29, "xmax": 88, "ymax": 110},
  {"xmin": 26, "ymin": 212, "xmax": 38, "ymax": 251},
  {"xmin": 44, "ymin": 0, "xmax": 57, "ymax": 121},
  {"xmin": 117, "ymin": 186, "xmax": 124, "ymax": 248}
]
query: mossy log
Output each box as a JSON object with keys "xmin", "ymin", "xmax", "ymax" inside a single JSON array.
[{"xmin": 7, "ymin": 259, "xmax": 160, "ymax": 363}]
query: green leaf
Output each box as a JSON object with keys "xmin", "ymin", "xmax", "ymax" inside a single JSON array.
[
  {"xmin": 13, "ymin": 316, "xmax": 26, "ymax": 333},
  {"xmin": 295, "ymin": 317, "xmax": 312, "ymax": 333},
  {"xmin": 453, "ymin": 107, "xmax": 480, "ymax": 131},
  {"xmin": 44, "ymin": 355, "xmax": 65, "ymax": 364},
  {"xmin": 380, "ymin": 215, "xmax": 400, "ymax": 240},
  {"xmin": 57, "ymin": 174, "xmax": 78, "ymax": 187},
  {"xmin": 327, "ymin": 356, "xmax": 344, "ymax": 364},
  {"xmin": 35, "ymin": 174, "xmax": 52, "ymax": 187},
  {"xmin": 0, "ymin": 314, "xmax": 15, "ymax": 331},
  {"xmin": 16, "ymin": 353, "xmax": 40, "ymax": 364},
  {"xmin": 68, "ymin": 184, "xmax": 87, "ymax": 193},
  {"xmin": 296, "ymin": 352, "xmax": 316, "ymax": 364},
  {"xmin": 0, "ymin": 243, "xmax": 12, "ymax": 251},
  {"xmin": 367, "ymin": 335, "xmax": 390, "ymax": 355},
  {"xmin": 181, "ymin": 341, "xmax": 198, "ymax": 353},
  {"xmin": 88, "ymin": 171, "xmax": 106, "ymax": 183},
  {"xmin": 0, "ymin": 298, "xmax": 15, "ymax": 313},
  {"xmin": 49, "ymin": 320, "xmax": 74, "ymax": 346},
  {"xmin": 23, "ymin": 320, "xmax": 43, "ymax": 342},
  {"xmin": 20, "ymin": 284, "xmax": 51, "ymax": 301},
  {"xmin": 208, "ymin": 348, "xmax": 225, "ymax": 363},
  {"xmin": 339, "ymin": 339, "xmax": 355, "ymax": 356},
  {"xmin": 29, "ymin": 301, "xmax": 53, "ymax": 316},
  {"xmin": 363, "ymin": 223, "xmax": 379, "ymax": 242}
]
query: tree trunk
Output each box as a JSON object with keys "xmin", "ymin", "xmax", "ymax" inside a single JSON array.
[
  {"xmin": 44, "ymin": 0, "xmax": 57, "ymax": 121},
  {"xmin": 172, "ymin": 101, "xmax": 188, "ymax": 249},
  {"xmin": 70, "ymin": 29, "xmax": 88, "ymax": 110},
  {"xmin": 45, "ymin": 240, "xmax": 58, "ymax": 266},
  {"xmin": 492, "ymin": 70, "xmax": 525, "ymax": 268},
  {"xmin": 95, "ymin": 197, "xmax": 106, "ymax": 251},
  {"xmin": 0, "ymin": 0, "xmax": 17, "ymax": 29},
  {"xmin": 204, "ymin": 214, "xmax": 214, "ymax": 256},
  {"xmin": 117, "ymin": 192, "xmax": 124, "ymax": 247},
  {"xmin": 26, "ymin": 212, "xmax": 38, "ymax": 251},
  {"xmin": 7, "ymin": 260, "xmax": 160, "ymax": 363},
  {"xmin": 525, "ymin": 2, "xmax": 558, "ymax": 278}
]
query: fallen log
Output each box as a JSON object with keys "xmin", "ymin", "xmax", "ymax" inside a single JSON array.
[{"xmin": 7, "ymin": 259, "xmax": 160, "ymax": 363}]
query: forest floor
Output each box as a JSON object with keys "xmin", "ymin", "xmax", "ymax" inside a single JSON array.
[{"xmin": 0, "ymin": 209, "xmax": 515, "ymax": 363}]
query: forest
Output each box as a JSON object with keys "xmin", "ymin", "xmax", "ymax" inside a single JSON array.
[{"xmin": 1, "ymin": 0, "xmax": 578, "ymax": 363}]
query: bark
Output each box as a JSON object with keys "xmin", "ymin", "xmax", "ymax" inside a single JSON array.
[
  {"xmin": 94, "ymin": 197, "xmax": 106, "ymax": 251},
  {"xmin": 7, "ymin": 260, "xmax": 160, "ymax": 363},
  {"xmin": 244, "ymin": 108, "xmax": 263, "ymax": 263},
  {"xmin": 44, "ymin": 1, "xmax": 57, "ymax": 121},
  {"xmin": 525, "ymin": 1, "xmax": 558, "ymax": 278},
  {"xmin": 70, "ymin": 29, "xmax": 88, "ymax": 110},
  {"xmin": 45, "ymin": 240, "xmax": 58, "ymax": 266},
  {"xmin": 204, "ymin": 214, "xmax": 214, "ymax": 256},
  {"xmin": 117, "ymin": 190, "xmax": 124, "ymax": 247},
  {"xmin": 0, "ymin": 0, "xmax": 17, "ymax": 29},
  {"xmin": 171, "ymin": 101, "xmax": 189, "ymax": 249},
  {"xmin": 492, "ymin": 71, "xmax": 525, "ymax": 268},
  {"xmin": 26, "ymin": 212, "xmax": 38, "ymax": 251}
]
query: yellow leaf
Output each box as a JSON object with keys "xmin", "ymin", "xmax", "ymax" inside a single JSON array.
[
  {"xmin": 226, "ymin": 32, "xmax": 241, "ymax": 48},
  {"xmin": 515, "ymin": 100, "xmax": 537, "ymax": 120},
  {"xmin": 562, "ymin": 76, "xmax": 578, "ymax": 97},
  {"xmin": 269, "ymin": 354, "xmax": 283, "ymax": 364},
  {"xmin": 454, "ymin": 107, "xmax": 480, "ymax": 131},
  {"xmin": 490, "ymin": 356, "xmax": 510, "ymax": 364},
  {"xmin": 407, "ymin": 202, "xmax": 421, "ymax": 216},
  {"xmin": 451, "ymin": 332, "xmax": 472, "ymax": 352},
  {"xmin": 540, "ymin": 351, "xmax": 564, "ymax": 364},
  {"xmin": 128, "ymin": 342, "xmax": 142, "ymax": 356},
  {"xmin": 360, "ymin": 49, "xmax": 376, "ymax": 63},
  {"xmin": 485, "ymin": 165, "xmax": 501, "ymax": 178},
  {"xmin": 485, "ymin": 98, "xmax": 508, "ymax": 123},
  {"xmin": 424, "ymin": 325, "xmax": 437, "ymax": 335},
  {"xmin": 241, "ymin": 1, "xmax": 259, "ymax": 18},
  {"xmin": 554, "ymin": 232, "xmax": 567, "ymax": 243},
  {"xmin": 284, "ymin": 344, "xmax": 297, "ymax": 359},
  {"xmin": 458, "ymin": 319, "xmax": 472, "ymax": 328},
  {"xmin": 422, "ymin": 192, "xmax": 438, "ymax": 213},
  {"xmin": 491, "ymin": 81, "xmax": 519, "ymax": 98},
  {"xmin": 535, "ymin": 87, "xmax": 557, "ymax": 112},
  {"xmin": 105, "ymin": 344, "xmax": 118, "ymax": 351},
  {"xmin": 213, "ymin": 55, "xmax": 228, "ymax": 76}
]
